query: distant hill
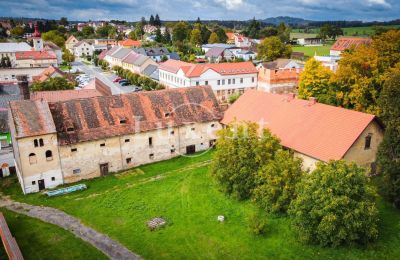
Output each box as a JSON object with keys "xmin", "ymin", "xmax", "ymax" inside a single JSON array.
[{"xmin": 260, "ymin": 16, "xmax": 312, "ymax": 26}]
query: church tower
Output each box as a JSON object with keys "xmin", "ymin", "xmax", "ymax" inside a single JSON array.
[{"xmin": 32, "ymin": 22, "xmax": 43, "ymax": 51}]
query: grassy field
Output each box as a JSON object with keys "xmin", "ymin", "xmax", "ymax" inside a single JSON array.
[
  {"xmin": 0, "ymin": 209, "xmax": 106, "ymax": 260},
  {"xmin": 292, "ymin": 25, "xmax": 400, "ymax": 37},
  {"xmin": 1, "ymin": 151, "xmax": 400, "ymax": 259},
  {"xmin": 292, "ymin": 44, "xmax": 333, "ymax": 57}
]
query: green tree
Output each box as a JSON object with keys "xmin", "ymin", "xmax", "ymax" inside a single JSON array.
[
  {"xmin": 377, "ymin": 70, "xmax": 400, "ymax": 208},
  {"xmin": 277, "ymin": 23, "xmax": 291, "ymax": 43},
  {"xmin": 211, "ymin": 122, "xmax": 281, "ymax": 200},
  {"xmin": 134, "ymin": 23, "xmax": 144, "ymax": 40},
  {"xmin": 257, "ymin": 36, "xmax": 291, "ymax": 61},
  {"xmin": 81, "ymin": 26, "xmax": 95, "ymax": 37},
  {"xmin": 245, "ymin": 17, "xmax": 261, "ymax": 39},
  {"xmin": 208, "ymin": 32, "xmax": 219, "ymax": 44},
  {"xmin": 42, "ymin": 30, "xmax": 65, "ymax": 47},
  {"xmin": 155, "ymin": 28, "xmax": 163, "ymax": 43},
  {"xmin": 31, "ymin": 77, "xmax": 74, "ymax": 91},
  {"xmin": 10, "ymin": 26, "xmax": 24, "ymax": 38},
  {"xmin": 128, "ymin": 31, "xmax": 137, "ymax": 40},
  {"xmin": 96, "ymin": 25, "xmax": 114, "ymax": 38},
  {"xmin": 173, "ymin": 21, "xmax": 190, "ymax": 42},
  {"xmin": 154, "ymin": 14, "xmax": 161, "ymax": 27},
  {"xmin": 62, "ymin": 48, "xmax": 75, "ymax": 72},
  {"xmin": 289, "ymin": 160, "xmax": 379, "ymax": 247},
  {"xmin": 149, "ymin": 15, "xmax": 155, "ymax": 26},
  {"xmin": 253, "ymin": 150, "xmax": 303, "ymax": 214},
  {"xmin": 162, "ymin": 28, "xmax": 171, "ymax": 44},
  {"xmin": 297, "ymin": 58, "xmax": 335, "ymax": 104},
  {"xmin": 260, "ymin": 27, "xmax": 278, "ymax": 38},
  {"xmin": 59, "ymin": 17, "xmax": 68, "ymax": 26},
  {"xmin": 215, "ymin": 27, "xmax": 228, "ymax": 43},
  {"xmin": 190, "ymin": 29, "xmax": 202, "ymax": 46}
]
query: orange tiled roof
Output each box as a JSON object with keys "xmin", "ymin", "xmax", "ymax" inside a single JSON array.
[
  {"xmin": 160, "ymin": 60, "xmax": 257, "ymax": 78},
  {"xmin": 226, "ymin": 32, "xmax": 235, "ymax": 40},
  {"xmin": 119, "ymin": 39, "xmax": 141, "ymax": 47},
  {"xmin": 30, "ymin": 89, "xmax": 103, "ymax": 103},
  {"xmin": 32, "ymin": 65, "xmax": 65, "ymax": 82},
  {"xmin": 15, "ymin": 51, "xmax": 56, "ymax": 60},
  {"xmin": 222, "ymin": 90, "xmax": 379, "ymax": 162},
  {"xmin": 331, "ymin": 37, "xmax": 372, "ymax": 51}
]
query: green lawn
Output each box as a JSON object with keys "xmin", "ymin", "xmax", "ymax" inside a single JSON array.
[
  {"xmin": 0, "ymin": 209, "xmax": 106, "ymax": 260},
  {"xmin": 292, "ymin": 44, "xmax": 333, "ymax": 57},
  {"xmin": 293, "ymin": 25, "xmax": 400, "ymax": 37},
  {"xmin": 1, "ymin": 151, "xmax": 400, "ymax": 259}
]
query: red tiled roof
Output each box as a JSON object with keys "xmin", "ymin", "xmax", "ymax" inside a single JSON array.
[
  {"xmin": 222, "ymin": 90, "xmax": 378, "ymax": 162},
  {"xmin": 32, "ymin": 65, "xmax": 65, "ymax": 82},
  {"xmin": 98, "ymin": 49, "xmax": 108, "ymax": 60},
  {"xmin": 118, "ymin": 39, "xmax": 141, "ymax": 47},
  {"xmin": 15, "ymin": 51, "xmax": 56, "ymax": 60},
  {"xmin": 159, "ymin": 60, "xmax": 257, "ymax": 78},
  {"xmin": 30, "ymin": 89, "xmax": 103, "ymax": 103},
  {"xmin": 331, "ymin": 37, "xmax": 372, "ymax": 51},
  {"xmin": 226, "ymin": 32, "xmax": 235, "ymax": 40}
]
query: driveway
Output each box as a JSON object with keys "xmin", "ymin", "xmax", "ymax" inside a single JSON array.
[{"xmin": 72, "ymin": 61, "xmax": 138, "ymax": 95}]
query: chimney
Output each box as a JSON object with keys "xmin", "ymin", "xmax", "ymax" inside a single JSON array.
[
  {"xmin": 17, "ymin": 75, "xmax": 30, "ymax": 100},
  {"xmin": 308, "ymin": 97, "xmax": 317, "ymax": 105}
]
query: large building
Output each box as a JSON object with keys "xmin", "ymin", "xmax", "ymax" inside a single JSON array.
[
  {"xmin": 222, "ymin": 90, "xmax": 383, "ymax": 171},
  {"xmin": 9, "ymin": 86, "xmax": 222, "ymax": 194},
  {"xmin": 159, "ymin": 60, "xmax": 258, "ymax": 103},
  {"xmin": 14, "ymin": 51, "xmax": 58, "ymax": 68},
  {"xmin": 0, "ymin": 42, "xmax": 32, "ymax": 64},
  {"xmin": 330, "ymin": 37, "xmax": 372, "ymax": 56}
]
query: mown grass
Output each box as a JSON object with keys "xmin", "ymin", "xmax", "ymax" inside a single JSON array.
[
  {"xmin": 1, "ymin": 151, "xmax": 400, "ymax": 259},
  {"xmin": 292, "ymin": 44, "xmax": 333, "ymax": 57},
  {"xmin": 0, "ymin": 209, "xmax": 107, "ymax": 260}
]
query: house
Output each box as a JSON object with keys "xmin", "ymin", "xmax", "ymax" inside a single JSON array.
[
  {"xmin": 9, "ymin": 86, "xmax": 222, "ymax": 194},
  {"xmin": 222, "ymin": 91, "xmax": 384, "ymax": 171},
  {"xmin": 330, "ymin": 37, "xmax": 372, "ymax": 56},
  {"xmin": 235, "ymin": 50, "xmax": 256, "ymax": 61},
  {"xmin": 31, "ymin": 65, "xmax": 66, "ymax": 82},
  {"xmin": 257, "ymin": 59, "xmax": 303, "ymax": 93},
  {"xmin": 133, "ymin": 47, "xmax": 177, "ymax": 62},
  {"xmin": 205, "ymin": 47, "xmax": 235, "ymax": 62},
  {"xmin": 106, "ymin": 47, "xmax": 132, "ymax": 67},
  {"xmin": 226, "ymin": 32, "xmax": 235, "ymax": 44},
  {"xmin": 94, "ymin": 39, "xmax": 118, "ymax": 47},
  {"xmin": 234, "ymin": 34, "xmax": 251, "ymax": 48},
  {"xmin": 121, "ymin": 51, "xmax": 158, "ymax": 74},
  {"xmin": 143, "ymin": 25, "xmax": 158, "ymax": 34},
  {"xmin": 118, "ymin": 39, "xmax": 141, "ymax": 48},
  {"xmin": 297, "ymin": 38, "xmax": 322, "ymax": 46},
  {"xmin": 73, "ymin": 41, "xmax": 94, "ymax": 57},
  {"xmin": 159, "ymin": 60, "xmax": 258, "ymax": 103},
  {"xmin": 201, "ymin": 43, "xmax": 238, "ymax": 53},
  {"xmin": 0, "ymin": 42, "xmax": 32, "ymax": 64},
  {"xmin": 314, "ymin": 55, "xmax": 341, "ymax": 71},
  {"xmin": 65, "ymin": 35, "xmax": 79, "ymax": 52},
  {"xmin": 14, "ymin": 51, "xmax": 57, "ymax": 68},
  {"xmin": 44, "ymin": 42, "xmax": 62, "ymax": 64},
  {"xmin": 0, "ymin": 67, "xmax": 47, "ymax": 84}
]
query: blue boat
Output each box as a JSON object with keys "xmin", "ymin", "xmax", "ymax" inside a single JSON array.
[{"xmin": 45, "ymin": 184, "xmax": 87, "ymax": 197}]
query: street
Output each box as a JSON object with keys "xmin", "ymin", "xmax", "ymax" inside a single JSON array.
[{"xmin": 72, "ymin": 60, "xmax": 138, "ymax": 95}]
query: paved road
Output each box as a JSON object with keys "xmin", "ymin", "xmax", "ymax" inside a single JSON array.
[{"xmin": 72, "ymin": 61, "xmax": 137, "ymax": 95}]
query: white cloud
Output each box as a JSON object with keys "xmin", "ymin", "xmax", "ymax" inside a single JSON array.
[
  {"xmin": 214, "ymin": 0, "xmax": 245, "ymax": 10},
  {"xmin": 366, "ymin": 0, "xmax": 390, "ymax": 7}
]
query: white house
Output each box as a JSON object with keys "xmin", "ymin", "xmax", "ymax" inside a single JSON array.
[
  {"xmin": 235, "ymin": 50, "xmax": 256, "ymax": 61},
  {"xmin": 73, "ymin": 41, "xmax": 94, "ymax": 57},
  {"xmin": 159, "ymin": 60, "xmax": 258, "ymax": 103}
]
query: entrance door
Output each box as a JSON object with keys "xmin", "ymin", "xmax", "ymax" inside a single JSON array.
[
  {"xmin": 100, "ymin": 163, "xmax": 109, "ymax": 176},
  {"xmin": 0, "ymin": 169, "xmax": 3, "ymax": 178},
  {"xmin": 38, "ymin": 179, "xmax": 45, "ymax": 191},
  {"xmin": 186, "ymin": 145, "xmax": 196, "ymax": 155}
]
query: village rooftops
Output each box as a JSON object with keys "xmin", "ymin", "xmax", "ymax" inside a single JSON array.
[
  {"xmin": 159, "ymin": 60, "xmax": 258, "ymax": 78},
  {"xmin": 110, "ymin": 47, "xmax": 132, "ymax": 60},
  {"xmin": 15, "ymin": 51, "xmax": 56, "ymax": 60},
  {"xmin": 9, "ymin": 86, "xmax": 222, "ymax": 144},
  {"xmin": 222, "ymin": 90, "xmax": 379, "ymax": 162},
  {"xmin": 122, "ymin": 52, "xmax": 150, "ymax": 66},
  {"xmin": 202, "ymin": 43, "xmax": 236, "ymax": 49},
  {"xmin": 0, "ymin": 42, "xmax": 32, "ymax": 53},
  {"xmin": 118, "ymin": 39, "xmax": 141, "ymax": 47},
  {"xmin": 260, "ymin": 59, "xmax": 303, "ymax": 70},
  {"xmin": 30, "ymin": 89, "xmax": 103, "ymax": 103},
  {"xmin": 31, "ymin": 65, "xmax": 65, "ymax": 82},
  {"xmin": 331, "ymin": 37, "xmax": 372, "ymax": 51}
]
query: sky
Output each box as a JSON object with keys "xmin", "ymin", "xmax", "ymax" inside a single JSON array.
[{"xmin": 0, "ymin": 0, "xmax": 398, "ymax": 22}]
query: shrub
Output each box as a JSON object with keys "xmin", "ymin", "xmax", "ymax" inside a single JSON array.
[
  {"xmin": 289, "ymin": 160, "xmax": 379, "ymax": 247},
  {"xmin": 248, "ymin": 211, "xmax": 267, "ymax": 236}
]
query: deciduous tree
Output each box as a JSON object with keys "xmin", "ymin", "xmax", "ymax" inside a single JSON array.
[
  {"xmin": 257, "ymin": 36, "xmax": 291, "ymax": 61},
  {"xmin": 31, "ymin": 77, "xmax": 74, "ymax": 91},
  {"xmin": 208, "ymin": 32, "xmax": 219, "ymax": 44},
  {"xmin": 190, "ymin": 29, "xmax": 202, "ymax": 46}
]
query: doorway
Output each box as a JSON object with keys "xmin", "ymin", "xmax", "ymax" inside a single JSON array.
[
  {"xmin": 186, "ymin": 145, "xmax": 196, "ymax": 155},
  {"xmin": 100, "ymin": 163, "xmax": 109, "ymax": 176},
  {"xmin": 38, "ymin": 179, "xmax": 45, "ymax": 191}
]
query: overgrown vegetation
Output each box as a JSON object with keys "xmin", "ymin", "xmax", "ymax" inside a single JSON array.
[{"xmin": 31, "ymin": 77, "xmax": 75, "ymax": 92}]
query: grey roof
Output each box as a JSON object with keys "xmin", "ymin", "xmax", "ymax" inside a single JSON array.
[
  {"xmin": 134, "ymin": 47, "xmax": 170, "ymax": 57},
  {"xmin": 205, "ymin": 47, "xmax": 234, "ymax": 58},
  {"xmin": 0, "ymin": 84, "xmax": 23, "ymax": 133},
  {"xmin": 169, "ymin": 52, "xmax": 180, "ymax": 60},
  {"xmin": 44, "ymin": 41, "xmax": 61, "ymax": 50},
  {"xmin": 122, "ymin": 52, "xmax": 150, "ymax": 66},
  {"xmin": 0, "ymin": 42, "xmax": 31, "ymax": 53},
  {"xmin": 261, "ymin": 59, "xmax": 297, "ymax": 69},
  {"xmin": 237, "ymin": 50, "xmax": 255, "ymax": 55},
  {"xmin": 111, "ymin": 48, "xmax": 133, "ymax": 59},
  {"xmin": 142, "ymin": 64, "xmax": 158, "ymax": 77},
  {"xmin": 202, "ymin": 43, "xmax": 236, "ymax": 49}
]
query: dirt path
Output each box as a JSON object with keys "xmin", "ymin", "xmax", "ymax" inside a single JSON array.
[{"xmin": 0, "ymin": 197, "xmax": 140, "ymax": 260}]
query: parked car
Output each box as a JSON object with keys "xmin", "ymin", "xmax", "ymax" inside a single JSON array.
[
  {"xmin": 113, "ymin": 77, "xmax": 122, "ymax": 83},
  {"xmin": 118, "ymin": 80, "xmax": 129, "ymax": 85},
  {"xmin": 133, "ymin": 86, "xmax": 142, "ymax": 92},
  {"xmin": 120, "ymin": 81, "xmax": 130, "ymax": 86}
]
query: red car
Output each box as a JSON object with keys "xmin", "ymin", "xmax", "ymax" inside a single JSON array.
[{"xmin": 113, "ymin": 77, "xmax": 122, "ymax": 83}]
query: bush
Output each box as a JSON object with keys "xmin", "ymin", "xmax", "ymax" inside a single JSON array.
[
  {"xmin": 289, "ymin": 160, "xmax": 379, "ymax": 247},
  {"xmin": 248, "ymin": 211, "xmax": 267, "ymax": 236}
]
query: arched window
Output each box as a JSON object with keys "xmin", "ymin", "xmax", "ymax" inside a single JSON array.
[
  {"xmin": 45, "ymin": 150, "xmax": 53, "ymax": 161},
  {"xmin": 34, "ymin": 139, "xmax": 38, "ymax": 147},
  {"xmin": 29, "ymin": 153, "xmax": 37, "ymax": 164},
  {"xmin": 39, "ymin": 138, "xmax": 44, "ymax": 147}
]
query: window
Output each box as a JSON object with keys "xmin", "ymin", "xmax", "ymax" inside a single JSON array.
[
  {"xmin": 165, "ymin": 112, "xmax": 171, "ymax": 117},
  {"xmin": 125, "ymin": 139, "xmax": 130, "ymax": 143},
  {"xmin": 51, "ymin": 177, "xmax": 55, "ymax": 181},
  {"xmin": 39, "ymin": 138, "xmax": 44, "ymax": 147},
  {"xmin": 32, "ymin": 181, "xmax": 36, "ymax": 185},
  {"xmin": 73, "ymin": 169, "xmax": 81, "ymax": 174},
  {"xmin": 149, "ymin": 153, "xmax": 154, "ymax": 159},
  {"xmin": 71, "ymin": 148, "xmax": 77, "ymax": 152},
  {"xmin": 170, "ymin": 130, "xmax": 175, "ymax": 135},
  {"xmin": 252, "ymin": 77, "xmax": 255, "ymax": 83},
  {"xmin": 100, "ymin": 143, "xmax": 105, "ymax": 147},
  {"xmin": 126, "ymin": 158, "xmax": 132, "ymax": 164},
  {"xmin": 211, "ymin": 123, "xmax": 215, "ymax": 128},
  {"xmin": 196, "ymin": 81, "xmax": 199, "ymax": 86},
  {"xmin": 171, "ymin": 148, "xmax": 176, "ymax": 154},
  {"xmin": 45, "ymin": 150, "xmax": 53, "ymax": 161},
  {"xmin": 240, "ymin": 78, "xmax": 243, "ymax": 83},
  {"xmin": 222, "ymin": 79, "xmax": 225, "ymax": 85},
  {"xmin": 149, "ymin": 137, "xmax": 153, "ymax": 147},
  {"xmin": 120, "ymin": 119, "xmax": 127, "ymax": 124},
  {"xmin": 232, "ymin": 79, "xmax": 235, "ymax": 84},
  {"xmin": 191, "ymin": 127, "xmax": 195, "ymax": 131},
  {"xmin": 29, "ymin": 153, "xmax": 37, "ymax": 164},
  {"xmin": 34, "ymin": 139, "xmax": 38, "ymax": 147},
  {"xmin": 365, "ymin": 134, "xmax": 372, "ymax": 150},
  {"xmin": 217, "ymin": 80, "xmax": 220, "ymax": 85},
  {"xmin": 205, "ymin": 81, "xmax": 208, "ymax": 85},
  {"xmin": 228, "ymin": 79, "xmax": 231, "ymax": 84}
]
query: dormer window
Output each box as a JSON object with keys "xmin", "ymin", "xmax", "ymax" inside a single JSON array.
[
  {"xmin": 67, "ymin": 127, "xmax": 74, "ymax": 132},
  {"xmin": 120, "ymin": 119, "xmax": 127, "ymax": 124}
]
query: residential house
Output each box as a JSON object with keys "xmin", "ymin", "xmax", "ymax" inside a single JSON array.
[
  {"xmin": 121, "ymin": 51, "xmax": 158, "ymax": 74},
  {"xmin": 65, "ymin": 35, "xmax": 79, "ymax": 53},
  {"xmin": 159, "ymin": 60, "xmax": 258, "ymax": 103},
  {"xmin": 222, "ymin": 91, "xmax": 384, "ymax": 171},
  {"xmin": 201, "ymin": 43, "xmax": 239, "ymax": 54},
  {"xmin": 143, "ymin": 25, "xmax": 158, "ymax": 34},
  {"xmin": 14, "ymin": 51, "xmax": 57, "ymax": 68},
  {"xmin": 94, "ymin": 39, "xmax": 118, "ymax": 47},
  {"xmin": 234, "ymin": 34, "xmax": 252, "ymax": 48},
  {"xmin": 330, "ymin": 37, "xmax": 372, "ymax": 56},
  {"xmin": 31, "ymin": 65, "xmax": 66, "ymax": 82},
  {"xmin": 297, "ymin": 37, "xmax": 322, "ymax": 46},
  {"xmin": 205, "ymin": 47, "xmax": 235, "ymax": 63},
  {"xmin": 235, "ymin": 50, "xmax": 256, "ymax": 61},
  {"xmin": 0, "ymin": 42, "xmax": 32, "ymax": 64},
  {"xmin": 44, "ymin": 42, "xmax": 62, "ymax": 64},
  {"xmin": 226, "ymin": 32, "xmax": 235, "ymax": 44},
  {"xmin": 257, "ymin": 59, "xmax": 303, "ymax": 93},
  {"xmin": 73, "ymin": 41, "xmax": 94, "ymax": 57},
  {"xmin": 133, "ymin": 47, "xmax": 177, "ymax": 62},
  {"xmin": 106, "ymin": 47, "xmax": 132, "ymax": 67},
  {"xmin": 9, "ymin": 86, "xmax": 222, "ymax": 194},
  {"xmin": 118, "ymin": 39, "xmax": 141, "ymax": 48}
]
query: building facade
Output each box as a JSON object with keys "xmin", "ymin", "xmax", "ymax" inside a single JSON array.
[{"xmin": 9, "ymin": 86, "xmax": 222, "ymax": 194}]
